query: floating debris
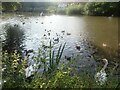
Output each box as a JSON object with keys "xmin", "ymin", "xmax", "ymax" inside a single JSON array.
[
  {"xmin": 102, "ymin": 43, "xmax": 107, "ymax": 47},
  {"xmin": 119, "ymin": 43, "xmax": 120, "ymax": 46}
]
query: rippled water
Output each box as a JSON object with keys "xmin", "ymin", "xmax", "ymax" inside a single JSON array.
[{"xmin": 0, "ymin": 13, "xmax": 119, "ymax": 74}]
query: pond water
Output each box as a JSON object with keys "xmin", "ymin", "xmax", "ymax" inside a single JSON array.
[{"xmin": 0, "ymin": 13, "xmax": 119, "ymax": 74}]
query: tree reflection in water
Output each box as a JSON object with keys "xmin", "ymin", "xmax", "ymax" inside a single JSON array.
[{"xmin": 2, "ymin": 24, "xmax": 25, "ymax": 54}]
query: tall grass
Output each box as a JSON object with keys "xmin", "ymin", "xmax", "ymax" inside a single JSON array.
[{"xmin": 48, "ymin": 41, "xmax": 66, "ymax": 72}]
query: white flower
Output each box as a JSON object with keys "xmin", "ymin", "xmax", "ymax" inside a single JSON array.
[
  {"xmin": 2, "ymin": 68, "xmax": 6, "ymax": 72},
  {"xmin": 3, "ymin": 80, "xmax": 6, "ymax": 83}
]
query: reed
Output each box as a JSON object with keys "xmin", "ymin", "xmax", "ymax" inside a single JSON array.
[{"xmin": 48, "ymin": 40, "xmax": 66, "ymax": 72}]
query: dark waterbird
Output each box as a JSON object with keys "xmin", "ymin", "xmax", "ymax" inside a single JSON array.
[
  {"xmin": 43, "ymin": 34, "xmax": 46, "ymax": 36},
  {"xmin": 54, "ymin": 37, "xmax": 59, "ymax": 42},
  {"xmin": 61, "ymin": 36, "xmax": 63, "ymax": 38},
  {"xmin": 66, "ymin": 33, "xmax": 71, "ymax": 35},
  {"xmin": 56, "ymin": 33, "xmax": 59, "ymax": 36},
  {"xmin": 65, "ymin": 56, "xmax": 71, "ymax": 61},
  {"xmin": 76, "ymin": 45, "xmax": 80, "ymax": 51},
  {"xmin": 14, "ymin": 24, "xmax": 18, "ymax": 27},
  {"xmin": 61, "ymin": 30, "xmax": 65, "ymax": 33},
  {"xmin": 48, "ymin": 32, "xmax": 50, "ymax": 36},
  {"xmin": 22, "ymin": 22, "xmax": 25, "ymax": 25}
]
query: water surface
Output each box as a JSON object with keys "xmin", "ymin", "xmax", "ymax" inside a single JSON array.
[{"xmin": 0, "ymin": 13, "xmax": 119, "ymax": 74}]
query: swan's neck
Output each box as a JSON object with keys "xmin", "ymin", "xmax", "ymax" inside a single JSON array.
[{"xmin": 101, "ymin": 61, "xmax": 108, "ymax": 71}]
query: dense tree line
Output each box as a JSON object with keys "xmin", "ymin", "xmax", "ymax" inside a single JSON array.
[
  {"xmin": 2, "ymin": 2, "xmax": 120, "ymax": 16},
  {"xmin": 2, "ymin": 2, "xmax": 56, "ymax": 13},
  {"xmin": 84, "ymin": 2, "xmax": 120, "ymax": 16},
  {"xmin": 62, "ymin": 2, "xmax": 120, "ymax": 16},
  {"xmin": 19, "ymin": 2, "xmax": 57, "ymax": 13}
]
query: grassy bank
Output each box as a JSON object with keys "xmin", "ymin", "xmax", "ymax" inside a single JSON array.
[{"xmin": 1, "ymin": 43, "xmax": 119, "ymax": 88}]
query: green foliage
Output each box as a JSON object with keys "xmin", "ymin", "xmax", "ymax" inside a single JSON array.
[
  {"xmin": 47, "ymin": 6, "xmax": 57, "ymax": 14},
  {"xmin": 56, "ymin": 8, "xmax": 66, "ymax": 15},
  {"xmin": 65, "ymin": 2, "xmax": 120, "ymax": 16},
  {"xmin": 32, "ymin": 41, "xmax": 66, "ymax": 73},
  {"xmin": 84, "ymin": 2, "xmax": 119, "ymax": 16},
  {"xmin": 55, "ymin": 2, "xmax": 120, "ymax": 16},
  {"xmin": 30, "ymin": 69, "xmax": 84, "ymax": 88},
  {"xmin": 2, "ymin": 49, "xmax": 119, "ymax": 88},
  {"xmin": 2, "ymin": 2, "xmax": 21, "ymax": 12},
  {"xmin": 66, "ymin": 3, "xmax": 84, "ymax": 15},
  {"xmin": 0, "ymin": 2, "xmax": 2, "ymax": 11},
  {"xmin": 2, "ymin": 50, "xmax": 27, "ymax": 88}
]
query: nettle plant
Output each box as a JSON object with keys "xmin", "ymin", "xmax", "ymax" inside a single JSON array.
[{"xmin": 2, "ymin": 50, "xmax": 27, "ymax": 88}]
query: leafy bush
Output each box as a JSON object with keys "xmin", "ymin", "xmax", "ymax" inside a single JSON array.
[{"xmin": 66, "ymin": 4, "xmax": 84, "ymax": 15}]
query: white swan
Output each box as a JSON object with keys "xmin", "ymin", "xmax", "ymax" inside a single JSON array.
[{"xmin": 95, "ymin": 58, "xmax": 108, "ymax": 85}]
